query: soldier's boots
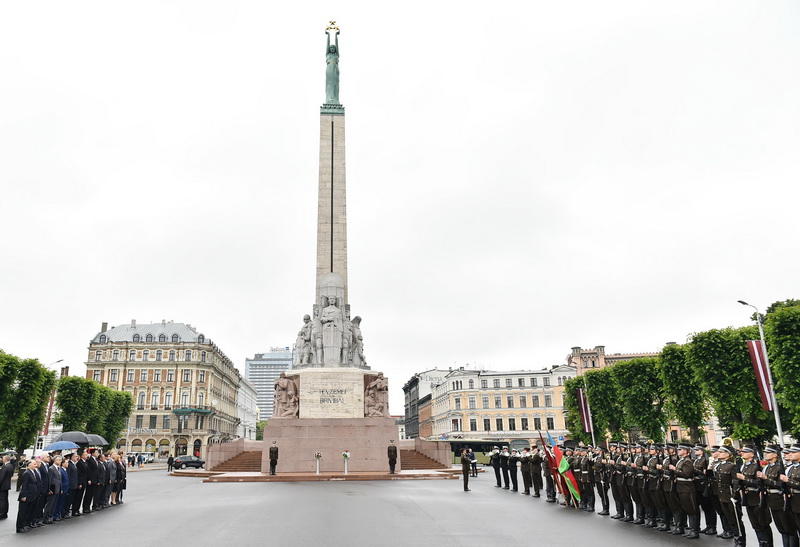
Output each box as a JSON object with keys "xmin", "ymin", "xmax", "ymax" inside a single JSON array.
[
  {"xmin": 702, "ymin": 527, "xmax": 718, "ymax": 535},
  {"xmin": 719, "ymin": 531, "xmax": 735, "ymax": 540}
]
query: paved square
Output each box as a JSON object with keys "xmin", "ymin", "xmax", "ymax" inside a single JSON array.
[{"xmin": 1, "ymin": 470, "xmax": 761, "ymax": 546}]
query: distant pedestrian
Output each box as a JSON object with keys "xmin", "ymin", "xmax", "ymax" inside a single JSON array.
[
  {"xmin": 460, "ymin": 449, "xmax": 471, "ymax": 492},
  {"xmin": 0, "ymin": 455, "xmax": 13, "ymax": 519},
  {"xmin": 468, "ymin": 448, "xmax": 477, "ymax": 477},
  {"xmin": 167, "ymin": 455, "xmax": 174, "ymax": 473}
]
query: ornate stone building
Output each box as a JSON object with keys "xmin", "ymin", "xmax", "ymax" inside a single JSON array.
[
  {"xmin": 85, "ymin": 320, "xmax": 241, "ymax": 459},
  {"xmin": 567, "ymin": 345, "xmax": 659, "ymax": 375},
  {"xmin": 425, "ymin": 365, "xmax": 577, "ymax": 442}
]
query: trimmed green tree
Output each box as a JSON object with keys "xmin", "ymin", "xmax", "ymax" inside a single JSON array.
[
  {"xmin": 55, "ymin": 376, "xmax": 98, "ymax": 432},
  {"xmin": 563, "ymin": 376, "xmax": 592, "ymax": 444},
  {"xmin": 659, "ymin": 343, "xmax": 706, "ymax": 442},
  {"xmin": 766, "ymin": 304, "xmax": 800, "ymax": 438},
  {"xmin": 102, "ymin": 390, "xmax": 133, "ymax": 448},
  {"xmin": 584, "ymin": 367, "xmax": 627, "ymax": 441},
  {"xmin": 0, "ymin": 357, "xmax": 56, "ymax": 454},
  {"xmin": 612, "ymin": 357, "xmax": 667, "ymax": 442}
]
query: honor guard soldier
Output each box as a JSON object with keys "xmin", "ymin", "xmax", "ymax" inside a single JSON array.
[
  {"xmin": 268, "ymin": 441, "xmax": 279, "ymax": 475},
  {"xmin": 579, "ymin": 446, "xmax": 595, "ymax": 512},
  {"xmin": 631, "ymin": 443, "xmax": 647, "ymax": 524},
  {"xmin": 760, "ymin": 444, "xmax": 799, "ymax": 547},
  {"xmin": 645, "ymin": 444, "xmax": 665, "ymax": 529},
  {"xmin": 661, "ymin": 443, "xmax": 681, "ymax": 533},
  {"xmin": 387, "ymin": 440, "xmax": 398, "ymax": 474},
  {"xmin": 460, "ymin": 449, "xmax": 471, "ymax": 492},
  {"xmin": 499, "ymin": 446, "xmax": 511, "ymax": 490},
  {"xmin": 490, "ymin": 446, "xmax": 502, "ymax": 488},
  {"xmin": 613, "ymin": 444, "xmax": 633, "ymax": 520},
  {"xmin": 782, "ymin": 445, "xmax": 800, "ymax": 539},
  {"xmin": 532, "ymin": 447, "xmax": 549, "ymax": 500},
  {"xmin": 673, "ymin": 443, "xmax": 701, "ymax": 539},
  {"xmin": 736, "ymin": 445, "xmax": 773, "ymax": 547},
  {"xmin": 595, "ymin": 446, "xmax": 611, "ymax": 516},
  {"xmin": 715, "ymin": 445, "xmax": 745, "ymax": 544},
  {"xmin": 519, "ymin": 448, "xmax": 532, "ymax": 495},
  {"xmin": 693, "ymin": 444, "xmax": 718, "ymax": 535},
  {"xmin": 508, "ymin": 449, "xmax": 520, "ymax": 492}
]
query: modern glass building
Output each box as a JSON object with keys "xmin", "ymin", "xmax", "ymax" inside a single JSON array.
[{"xmin": 244, "ymin": 347, "xmax": 293, "ymax": 419}]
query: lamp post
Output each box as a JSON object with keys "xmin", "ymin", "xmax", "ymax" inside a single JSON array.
[{"xmin": 737, "ymin": 300, "xmax": 785, "ymax": 447}]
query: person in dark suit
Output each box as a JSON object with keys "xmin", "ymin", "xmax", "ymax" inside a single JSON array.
[
  {"xmin": 105, "ymin": 454, "xmax": 116, "ymax": 506},
  {"xmin": 43, "ymin": 455, "xmax": 62, "ymax": 523},
  {"xmin": 519, "ymin": 448, "xmax": 532, "ymax": 495},
  {"xmin": 508, "ymin": 449, "xmax": 520, "ymax": 492},
  {"xmin": 531, "ymin": 447, "xmax": 545, "ymax": 498},
  {"xmin": 83, "ymin": 449, "xmax": 98, "ymax": 514},
  {"xmin": 93, "ymin": 453, "xmax": 108, "ymax": 509},
  {"xmin": 73, "ymin": 451, "xmax": 87, "ymax": 516},
  {"xmin": 16, "ymin": 461, "xmax": 39, "ymax": 533},
  {"xmin": 34, "ymin": 457, "xmax": 49, "ymax": 526},
  {"xmin": 117, "ymin": 452, "xmax": 127, "ymax": 504},
  {"xmin": 63, "ymin": 454, "xmax": 77, "ymax": 519},
  {"xmin": 387, "ymin": 441, "xmax": 398, "ymax": 474},
  {"xmin": 167, "ymin": 455, "xmax": 174, "ymax": 473},
  {"xmin": 460, "ymin": 449, "xmax": 471, "ymax": 492},
  {"xmin": 499, "ymin": 446, "xmax": 510, "ymax": 489},
  {"xmin": 489, "ymin": 446, "xmax": 502, "ymax": 487},
  {"xmin": 468, "ymin": 449, "xmax": 477, "ymax": 477},
  {"xmin": 0, "ymin": 454, "xmax": 14, "ymax": 519},
  {"xmin": 269, "ymin": 441, "xmax": 279, "ymax": 475}
]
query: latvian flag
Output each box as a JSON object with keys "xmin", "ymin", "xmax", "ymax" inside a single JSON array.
[
  {"xmin": 746, "ymin": 340, "xmax": 773, "ymax": 411},
  {"xmin": 577, "ymin": 387, "xmax": 594, "ymax": 434}
]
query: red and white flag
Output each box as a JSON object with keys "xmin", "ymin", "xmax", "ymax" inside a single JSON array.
[
  {"xmin": 577, "ymin": 388, "xmax": 594, "ymax": 434},
  {"xmin": 747, "ymin": 340, "xmax": 773, "ymax": 411}
]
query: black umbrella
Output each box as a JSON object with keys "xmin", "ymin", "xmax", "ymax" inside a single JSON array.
[
  {"xmin": 55, "ymin": 431, "xmax": 90, "ymax": 445},
  {"xmin": 86, "ymin": 434, "xmax": 109, "ymax": 446}
]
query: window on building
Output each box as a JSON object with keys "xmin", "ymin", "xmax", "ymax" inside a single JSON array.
[
  {"xmin": 468, "ymin": 396, "xmax": 476, "ymax": 409},
  {"xmin": 198, "ymin": 392, "xmax": 204, "ymax": 406},
  {"xmin": 519, "ymin": 395, "xmax": 527, "ymax": 408},
  {"xmin": 137, "ymin": 391, "xmax": 146, "ymax": 409},
  {"xmin": 494, "ymin": 395, "xmax": 502, "ymax": 408},
  {"xmin": 521, "ymin": 417, "xmax": 529, "ymax": 430},
  {"xmin": 198, "ymin": 370, "xmax": 205, "ymax": 383},
  {"xmin": 495, "ymin": 418, "xmax": 503, "ymax": 431},
  {"xmin": 508, "ymin": 418, "xmax": 516, "ymax": 431},
  {"xmin": 143, "ymin": 350, "xmax": 149, "ymax": 361},
  {"xmin": 201, "ymin": 351, "xmax": 206, "ymax": 363},
  {"xmin": 128, "ymin": 350, "xmax": 136, "ymax": 361},
  {"xmin": 454, "ymin": 398, "xmax": 461, "ymax": 410},
  {"xmin": 163, "ymin": 415, "xmax": 171, "ymax": 429},
  {"xmin": 92, "ymin": 370, "xmax": 101, "ymax": 381},
  {"xmin": 671, "ymin": 430, "xmax": 678, "ymax": 442},
  {"xmin": 135, "ymin": 415, "xmax": 143, "ymax": 428},
  {"xmin": 167, "ymin": 370, "xmax": 174, "ymax": 382},
  {"xmin": 493, "ymin": 379, "xmax": 500, "ymax": 388},
  {"xmin": 469, "ymin": 418, "xmax": 477, "ymax": 431},
  {"xmin": 149, "ymin": 415, "xmax": 157, "ymax": 429},
  {"xmin": 518, "ymin": 378, "xmax": 525, "ymax": 387},
  {"xmin": 109, "ymin": 369, "xmax": 118, "ymax": 382},
  {"xmin": 546, "ymin": 417, "xmax": 555, "ymax": 430},
  {"xmin": 543, "ymin": 377, "xmax": 550, "ymax": 387},
  {"xmin": 155, "ymin": 350, "xmax": 162, "ymax": 361},
  {"xmin": 483, "ymin": 418, "xmax": 491, "ymax": 431},
  {"xmin": 164, "ymin": 392, "xmax": 173, "ymax": 410},
  {"xmin": 145, "ymin": 333, "xmax": 153, "ymax": 342},
  {"xmin": 531, "ymin": 377, "xmax": 537, "ymax": 387},
  {"xmin": 451, "ymin": 419, "xmax": 461, "ymax": 432},
  {"xmin": 481, "ymin": 379, "xmax": 488, "ymax": 389},
  {"xmin": 169, "ymin": 350, "xmax": 175, "ymax": 361},
  {"xmin": 95, "ymin": 351, "xmax": 102, "ymax": 361},
  {"xmin": 99, "ymin": 335, "xmax": 107, "ymax": 344},
  {"xmin": 126, "ymin": 369, "xmax": 134, "ymax": 382},
  {"xmin": 180, "ymin": 392, "xmax": 188, "ymax": 406},
  {"xmin": 534, "ymin": 417, "xmax": 542, "ymax": 430},
  {"xmin": 505, "ymin": 378, "xmax": 512, "ymax": 388},
  {"xmin": 112, "ymin": 350, "xmax": 119, "ymax": 361},
  {"xmin": 172, "ymin": 334, "xmax": 179, "ymax": 343},
  {"xmin": 184, "ymin": 350, "xmax": 192, "ymax": 361},
  {"xmin": 545, "ymin": 395, "xmax": 552, "ymax": 407},
  {"xmin": 533, "ymin": 395, "xmax": 540, "ymax": 407},
  {"xmin": 140, "ymin": 369, "xmax": 148, "ymax": 382},
  {"xmin": 506, "ymin": 395, "xmax": 514, "ymax": 408},
  {"xmin": 591, "ymin": 359, "xmax": 595, "ymax": 367},
  {"xmin": 468, "ymin": 379, "xmax": 474, "ymax": 389},
  {"xmin": 557, "ymin": 376, "xmax": 562, "ymax": 386},
  {"xmin": 481, "ymin": 395, "xmax": 489, "ymax": 408},
  {"xmin": 198, "ymin": 334, "xmax": 205, "ymax": 343},
  {"xmin": 182, "ymin": 370, "xmax": 191, "ymax": 382},
  {"xmin": 151, "ymin": 392, "xmax": 159, "ymax": 409},
  {"xmin": 159, "ymin": 334, "xmax": 166, "ymax": 342},
  {"xmin": 154, "ymin": 370, "xmax": 161, "ymax": 382},
  {"xmin": 133, "ymin": 334, "xmax": 140, "ymax": 342}
]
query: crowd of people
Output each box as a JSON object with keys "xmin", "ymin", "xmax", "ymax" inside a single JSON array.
[
  {"xmin": 12, "ymin": 448, "xmax": 128, "ymax": 534},
  {"xmin": 462, "ymin": 441, "xmax": 800, "ymax": 546}
]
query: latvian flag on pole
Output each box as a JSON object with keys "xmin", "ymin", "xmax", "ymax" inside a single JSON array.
[
  {"xmin": 747, "ymin": 340, "xmax": 773, "ymax": 411},
  {"xmin": 577, "ymin": 388, "xmax": 594, "ymax": 434}
]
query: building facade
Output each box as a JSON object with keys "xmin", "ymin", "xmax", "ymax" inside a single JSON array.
[
  {"xmin": 86, "ymin": 320, "xmax": 241, "ymax": 459},
  {"xmin": 244, "ymin": 347, "xmax": 293, "ymax": 419},
  {"xmin": 567, "ymin": 345, "xmax": 660, "ymax": 375},
  {"xmin": 237, "ymin": 378, "xmax": 260, "ymax": 440},
  {"xmin": 424, "ymin": 365, "xmax": 577, "ymax": 442},
  {"xmin": 402, "ymin": 368, "xmax": 451, "ymax": 439}
]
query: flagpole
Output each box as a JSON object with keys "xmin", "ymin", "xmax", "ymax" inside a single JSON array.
[
  {"xmin": 582, "ymin": 376, "xmax": 597, "ymax": 447},
  {"xmin": 738, "ymin": 300, "xmax": 785, "ymax": 447}
]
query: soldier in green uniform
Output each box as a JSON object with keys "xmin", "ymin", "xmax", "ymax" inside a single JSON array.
[
  {"xmin": 595, "ymin": 445, "xmax": 610, "ymax": 516},
  {"xmin": 508, "ymin": 449, "xmax": 520, "ymax": 492},
  {"xmin": 635, "ymin": 444, "xmax": 652, "ymax": 526},
  {"xmin": 531, "ymin": 447, "xmax": 545, "ymax": 499},
  {"xmin": 520, "ymin": 447, "xmax": 532, "ymax": 495},
  {"xmin": 567, "ymin": 446, "xmax": 580, "ymax": 507},
  {"xmin": 760, "ymin": 444, "xmax": 798, "ymax": 547},
  {"xmin": 627, "ymin": 444, "xmax": 644, "ymax": 524},
  {"xmin": 624, "ymin": 444, "xmax": 639, "ymax": 522},
  {"xmin": 782, "ymin": 445, "xmax": 800, "ymax": 539},
  {"xmin": 645, "ymin": 444, "xmax": 665, "ymax": 529},
  {"xmin": 613, "ymin": 444, "xmax": 633, "ymax": 520},
  {"xmin": 693, "ymin": 444, "xmax": 718, "ymax": 535},
  {"xmin": 579, "ymin": 446, "xmax": 595, "ymax": 512},
  {"xmin": 661, "ymin": 443, "xmax": 682, "ymax": 534},
  {"xmin": 736, "ymin": 445, "xmax": 773, "ymax": 547},
  {"xmin": 715, "ymin": 445, "xmax": 744, "ymax": 544},
  {"xmin": 460, "ymin": 448, "xmax": 471, "ymax": 492},
  {"xmin": 674, "ymin": 443, "xmax": 700, "ymax": 539}
]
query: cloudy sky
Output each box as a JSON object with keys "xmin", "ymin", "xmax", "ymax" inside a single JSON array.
[{"xmin": 1, "ymin": 1, "xmax": 798, "ymax": 414}]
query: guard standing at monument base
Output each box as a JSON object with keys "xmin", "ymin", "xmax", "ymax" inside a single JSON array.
[
  {"xmin": 460, "ymin": 449, "xmax": 471, "ymax": 492},
  {"xmin": 387, "ymin": 441, "xmax": 398, "ymax": 474},
  {"xmin": 269, "ymin": 441, "xmax": 279, "ymax": 475},
  {"xmin": 490, "ymin": 447, "xmax": 502, "ymax": 488}
]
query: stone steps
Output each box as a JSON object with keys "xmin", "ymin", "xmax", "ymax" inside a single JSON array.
[
  {"xmin": 211, "ymin": 451, "xmax": 262, "ymax": 472},
  {"xmin": 399, "ymin": 449, "xmax": 449, "ymax": 470}
]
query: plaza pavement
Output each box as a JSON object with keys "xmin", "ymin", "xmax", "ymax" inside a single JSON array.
[{"xmin": 1, "ymin": 466, "xmax": 760, "ymax": 546}]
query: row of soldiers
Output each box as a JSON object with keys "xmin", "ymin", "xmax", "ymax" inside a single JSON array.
[
  {"xmin": 560, "ymin": 442, "xmax": 800, "ymax": 547},
  {"xmin": 488, "ymin": 446, "xmax": 554, "ymax": 498}
]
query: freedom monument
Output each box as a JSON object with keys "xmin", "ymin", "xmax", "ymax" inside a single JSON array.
[{"xmin": 260, "ymin": 23, "xmax": 397, "ymax": 473}]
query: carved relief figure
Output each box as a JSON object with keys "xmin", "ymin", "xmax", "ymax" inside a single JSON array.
[
  {"xmin": 294, "ymin": 314, "xmax": 313, "ymax": 366},
  {"xmin": 311, "ymin": 307, "xmax": 323, "ymax": 365},
  {"xmin": 364, "ymin": 373, "xmax": 389, "ymax": 417},
  {"xmin": 274, "ymin": 372, "xmax": 299, "ymax": 417},
  {"xmin": 321, "ymin": 295, "xmax": 344, "ymax": 365},
  {"xmin": 351, "ymin": 316, "xmax": 366, "ymax": 367}
]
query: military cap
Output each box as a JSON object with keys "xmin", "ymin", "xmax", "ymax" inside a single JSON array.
[
  {"xmin": 764, "ymin": 444, "xmax": 782, "ymax": 454},
  {"xmin": 666, "ymin": 443, "xmax": 677, "ymax": 450},
  {"xmin": 693, "ymin": 444, "xmax": 706, "ymax": 451},
  {"xmin": 678, "ymin": 444, "xmax": 693, "ymax": 451},
  {"xmin": 739, "ymin": 446, "xmax": 755, "ymax": 453},
  {"xmin": 787, "ymin": 444, "xmax": 800, "ymax": 453},
  {"xmin": 710, "ymin": 445, "xmax": 720, "ymax": 451},
  {"xmin": 718, "ymin": 445, "xmax": 736, "ymax": 456},
  {"xmin": 493, "ymin": 445, "xmax": 499, "ymax": 449}
]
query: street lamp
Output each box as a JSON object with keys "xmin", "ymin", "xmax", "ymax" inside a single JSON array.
[{"xmin": 737, "ymin": 300, "xmax": 784, "ymax": 447}]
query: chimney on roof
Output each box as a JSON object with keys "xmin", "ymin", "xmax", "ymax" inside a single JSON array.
[
  {"xmin": 162, "ymin": 319, "xmax": 166, "ymax": 326},
  {"xmin": 131, "ymin": 319, "xmax": 136, "ymax": 328},
  {"xmin": 665, "ymin": 341, "xmax": 677, "ymax": 346},
  {"xmin": 101, "ymin": 322, "xmax": 108, "ymax": 333}
]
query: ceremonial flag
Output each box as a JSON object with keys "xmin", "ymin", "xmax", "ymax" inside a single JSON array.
[
  {"xmin": 552, "ymin": 442, "xmax": 581, "ymax": 501},
  {"xmin": 577, "ymin": 388, "xmax": 594, "ymax": 434},
  {"xmin": 546, "ymin": 431, "xmax": 557, "ymax": 447},
  {"xmin": 747, "ymin": 340, "xmax": 773, "ymax": 411}
]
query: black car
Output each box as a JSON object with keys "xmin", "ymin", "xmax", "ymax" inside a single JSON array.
[{"xmin": 173, "ymin": 455, "xmax": 205, "ymax": 469}]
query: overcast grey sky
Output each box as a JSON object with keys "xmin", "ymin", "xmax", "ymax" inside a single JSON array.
[{"xmin": 1, "ymin": 1, "xmax": 798, "ymax": 414}]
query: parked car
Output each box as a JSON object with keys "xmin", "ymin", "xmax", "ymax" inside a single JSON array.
[{"xmin": 173, "ymin": 455, "xmax": 205, "ymax": 469}]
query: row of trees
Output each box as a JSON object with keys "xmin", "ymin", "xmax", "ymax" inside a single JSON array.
[
  {"xmin": 564, "ymin": 300, "xmax": 800, "ymax": 445},
  {"xmin": 55, "ymin": 376, "xmax": 133, "ymax": 448},
  {"xmin": 0, "ymin": 350, "xmax": 57, "ymax": 455}
]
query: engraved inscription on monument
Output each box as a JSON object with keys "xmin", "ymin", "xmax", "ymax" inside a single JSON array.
[{"xmin": 298, "ymin": 368, "xmax": 365, "ymax": 418}]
